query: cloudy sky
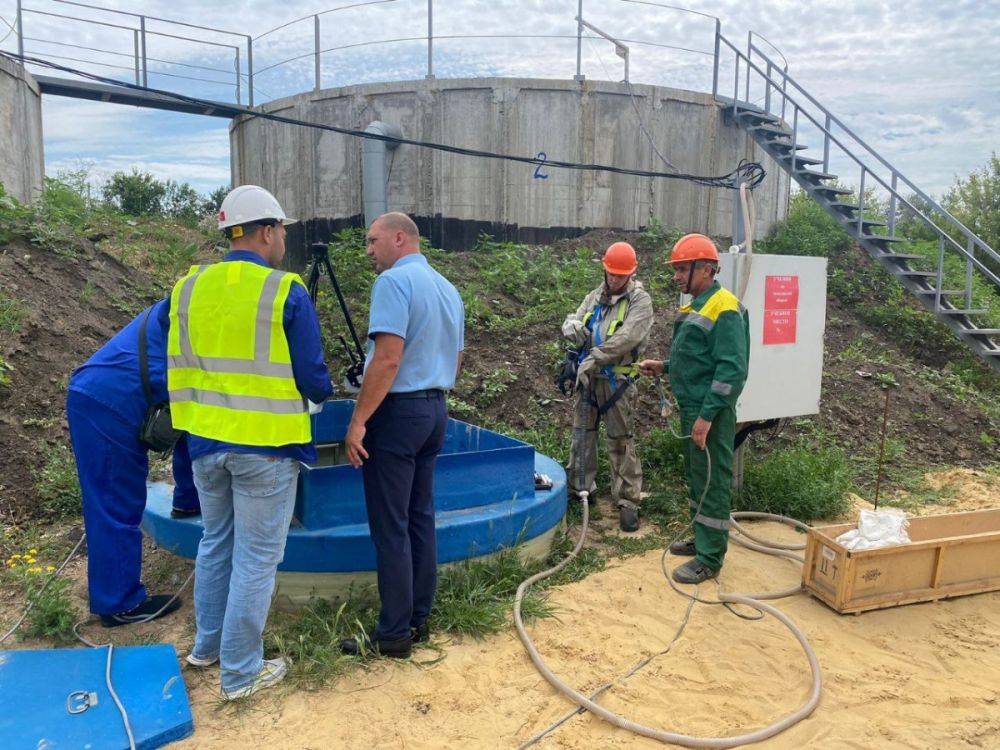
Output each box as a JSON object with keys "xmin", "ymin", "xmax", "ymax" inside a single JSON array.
[{"xmin": 2, "ymin": 0, "xmax": 997, "ymax": 197}]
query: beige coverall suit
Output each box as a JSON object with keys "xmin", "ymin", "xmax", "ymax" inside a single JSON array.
[{"xmin": 561, "ymin": 278, "xmax": 654, "ymax": 509}]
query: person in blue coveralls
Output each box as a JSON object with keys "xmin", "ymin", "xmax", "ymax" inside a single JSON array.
[
  {"xmin": 67, "ymin": 299, "xmax": 200, "ymax": 627},
  {"xmin": 340, "ymin": 212, "xmax": 465, "ymax": 659}
]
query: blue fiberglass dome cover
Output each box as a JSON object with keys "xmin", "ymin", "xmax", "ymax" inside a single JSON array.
[
  {"xmin": 142, "ymin": 400, "xmax": 567, "ymax": 573},
  {"xmin": 298, "ymin": 400, "xmax": 538, "ymax": 528}
]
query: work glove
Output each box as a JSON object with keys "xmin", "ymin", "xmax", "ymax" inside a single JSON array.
[
  {"xmin": 575, "ymin": 356, "xmax": 597, "ymax": 391},
  {"xmin": 561, "ymin": 317, "xmax": 588, "ymax": 346}
]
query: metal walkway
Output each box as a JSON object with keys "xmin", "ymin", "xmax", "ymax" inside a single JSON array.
[
  {"xmin": 713, "ymin": 33, "xmax": 1000, "ymax": 372},
  {"xmin": 33, "ymin": 74, "xmax": 233, "ymax": 117}
]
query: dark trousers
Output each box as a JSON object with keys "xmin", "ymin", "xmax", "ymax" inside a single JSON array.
[
  {"xmin": 361, "ymin": 391, "xmax": 447, "ymax": 641},
  {"xmin": 67, "ymin": 390, "xmax": 199, "ymax": 615}
]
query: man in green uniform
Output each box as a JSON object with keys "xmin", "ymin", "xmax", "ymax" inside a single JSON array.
[
  {"xmin": 639, "ymin": 234, "xmax": 749, "ymax": 583},
  {"xmin": 562, "ymin": 242, "xmax": 653, "ymax": 532}
]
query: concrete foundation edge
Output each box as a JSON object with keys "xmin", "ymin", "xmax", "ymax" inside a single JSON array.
[{"xmin": 272, "ymin": 521, "xmax": 563, "ymax": 611}]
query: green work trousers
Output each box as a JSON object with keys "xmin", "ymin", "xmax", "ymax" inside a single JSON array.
[{"xmin": 680, "ymin": 406, "xmax": 736, "ymax": 571}]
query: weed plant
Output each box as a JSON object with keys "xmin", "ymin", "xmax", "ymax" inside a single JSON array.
[
  {"xmin": 34, "ymin": 444, "xmax": 82, "ymax": 519},
  {"xmin": 737, "ymin": 445, "xmax": 852, "ymax": 521},
  {"xmin": 0, "ymin": 292, "xmax": 26, "ymax": 334},
  {"xmin": 265, "ymin": 594, "xmax": 379, "ymax": 690},
  {"xmin": 266, "ymin": 531, "xmax": 604, "ymax": 689},
  {"xmin": 4, "ymin": 546, "xmax": 76, "ymax": 642},
  {"xmin": 23, "ymin": 574, "xmax": 76, "ymax": 641}
]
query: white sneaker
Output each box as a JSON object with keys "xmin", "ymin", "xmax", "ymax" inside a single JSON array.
[
  {"xmin": 185, "ymin": 653, "xmax": 219, "ymax": 668},
  {"xmin": 221, "ymin": 657, "xmax": 289, "ymax": 701}
]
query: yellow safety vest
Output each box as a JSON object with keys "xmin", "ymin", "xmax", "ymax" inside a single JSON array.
[{"xmin": 166, "ymin": 261, "xmax": 311, "ymax": 446}]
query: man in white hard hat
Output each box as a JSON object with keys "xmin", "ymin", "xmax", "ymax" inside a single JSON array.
[{"xmin": 169, "ymin": 185, "xmax": 332, "ymax": 700}]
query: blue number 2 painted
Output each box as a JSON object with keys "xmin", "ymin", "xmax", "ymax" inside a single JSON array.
[{"xmin": 534, "ymin": 152, "xmax": 549, "ymax": 179}]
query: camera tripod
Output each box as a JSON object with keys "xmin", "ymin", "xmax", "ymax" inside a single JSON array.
[{"xmin": 305, "ymin": 241, "xmax": 366, "ymax": 389}]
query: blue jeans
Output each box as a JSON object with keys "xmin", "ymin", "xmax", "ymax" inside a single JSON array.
[{"xmin": 191, "ymin": 452, "xmax": 299, "ymax": 691}]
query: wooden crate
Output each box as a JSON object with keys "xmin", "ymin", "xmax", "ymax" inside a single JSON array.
[{"xmin": 802, "ymin": 508, "xmax": 1000, "ymax": 614}]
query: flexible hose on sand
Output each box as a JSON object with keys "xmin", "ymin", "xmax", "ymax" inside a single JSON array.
[{"xmin": 514, "ymin": 435, "xmax": 823, "ymax": 747}]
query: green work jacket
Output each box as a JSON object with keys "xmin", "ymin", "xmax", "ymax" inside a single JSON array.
[{"xmin": 668, "ymin": 281, "xmax": 750, "ymax": 421}]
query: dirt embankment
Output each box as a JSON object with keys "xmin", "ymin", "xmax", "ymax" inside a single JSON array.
[{"xmin": 0, "ymin": 238, "xmax": 167, "ymax": 522}]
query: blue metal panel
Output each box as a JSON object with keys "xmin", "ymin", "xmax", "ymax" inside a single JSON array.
[
  {"xmin": 0, "ymin": 644, "xmax": 193, "ymax": 749},
  {"xmin": 297, "ymin": 444, "xmax": 536, "ymax": 527},
  {"xmin": 298, "ymin": 402, "xmax": 536, "ymax": 528},
  {"xmin": 143, "ymin": 453, "xmax": 567, "ymax": 574}
]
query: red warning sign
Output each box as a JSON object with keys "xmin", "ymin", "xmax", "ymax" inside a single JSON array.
[{"xmin": 763, "ymin": 275, "xmax": 799, "ymax": 345}]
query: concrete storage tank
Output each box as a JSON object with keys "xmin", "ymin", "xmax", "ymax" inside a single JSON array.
[
  {"xmin": 0, "ymin": 56, "xmax": 44, "ymax": 204},
  {"xmin": 230, "ymin": 77, "xmax": 790, "ymax": 253}
]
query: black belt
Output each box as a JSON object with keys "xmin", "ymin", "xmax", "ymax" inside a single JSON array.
[{"xmin": 385, "ymin": 389, "xmax": 445, "ymax": 399}]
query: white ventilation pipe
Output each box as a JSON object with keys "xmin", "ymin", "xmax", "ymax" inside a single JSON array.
[{"xmin": 362, "ymin": 121, "xmax": 403, "ymax": 226}]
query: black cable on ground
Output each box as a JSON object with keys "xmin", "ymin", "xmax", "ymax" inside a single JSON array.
[{"xmin": 2, "ymin": 51, "xmax": 765, "ymax": 191}]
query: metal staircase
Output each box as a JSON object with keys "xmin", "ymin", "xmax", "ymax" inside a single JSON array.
[{"xmin": 713, "ymin": 33, "xmax": 1000, "ymax": 372}]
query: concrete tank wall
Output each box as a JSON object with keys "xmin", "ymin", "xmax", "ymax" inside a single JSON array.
[
  {"xmin": 0, "ymin": 56, "xmax": 44, "ymax": 203},
  {"xmin": 230, "ymin": 78, "xmax": 789, "ymax": 252}
]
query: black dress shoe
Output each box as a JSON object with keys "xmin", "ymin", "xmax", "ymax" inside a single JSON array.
[
  {"xmin": 100, "ymin": 594, "xmax": 182, "ymax": 628},
  {"xmin": 340, "ymin": 634, "xmax": 412, "ymax": 658},
  {"xmin": 411, "ymin": 623, "xmax": 430, "ymax": 644},
  {"xmin": 170, "ymin": 507, "xmax": 201, "ymax": 519}
]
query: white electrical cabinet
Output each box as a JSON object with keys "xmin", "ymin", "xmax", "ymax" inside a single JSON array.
[{"xmin": 716, "ymin": 253, "xmax": 828, "ymax": 422}]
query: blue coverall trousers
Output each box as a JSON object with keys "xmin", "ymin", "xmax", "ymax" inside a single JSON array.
[{"xmin": 66, "ymin": 390, "xmax": 198, "ymax": 615}]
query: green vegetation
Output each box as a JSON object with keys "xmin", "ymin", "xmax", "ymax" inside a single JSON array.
[
  {"xmin": 737, "ymin": 446, "xmax": 853, "ymax": 521},
  {"xmin": 0, "ymin": 171, "xmax": 221, "ymax": 288},
  {"xmin": 265, "ymin": 594, "xmax": 378, "ymax": 689},
  {"xmin": 34, "ymin": 444, "xmax": 82, "ymax": 519},
  {"xmin": 23, "ymin": 574, "xmax": 76, "ymax": 641},
  {"xmin": 265, "ymin": 533, "xmax": 604, "ymax": 688},
  {"xmin": 0, "ymin": 291, "xmax": 26, "ymax": 334},
  {"xmin": 3, "ymin": 543, "xmax": 77, "ymax": 642},
  {"xmin": 945, "ymin": 152, "xmax": 1000, "ymax": 257},
  {"xmin": 0, "ymin": 355, "xmax": 11, "ymax": 390},
  {"xmin": 102, "ymin": 168, "xmax": 222, "ymax": 225}
]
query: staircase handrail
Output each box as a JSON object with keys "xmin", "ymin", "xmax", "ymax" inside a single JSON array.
[
  {"xmin": 717, "ymin": 33, "xmax": 1000, "ymax": 288},
  {"xmin": 745, "ymin": 39, "xmax": 997, "ymax": 263}
]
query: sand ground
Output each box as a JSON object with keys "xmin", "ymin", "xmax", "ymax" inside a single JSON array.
[{"xmin": 167, "ymin": 470, "xmax": 1000, "ymax": 750}]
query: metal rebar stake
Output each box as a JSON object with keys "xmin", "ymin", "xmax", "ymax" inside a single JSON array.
[{"xmin": 873, "ymin": 386, "xmax": 890, "ymax": 510}]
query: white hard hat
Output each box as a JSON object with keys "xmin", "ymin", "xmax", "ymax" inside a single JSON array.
[{"xmin": 217, "ymin": 185, "xmax": 295, "ymax": 230}]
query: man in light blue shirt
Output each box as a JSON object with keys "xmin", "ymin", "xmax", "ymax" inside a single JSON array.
[{"xmin": 342, "ymin": 212, "xmax": 464, "ymax": 658}]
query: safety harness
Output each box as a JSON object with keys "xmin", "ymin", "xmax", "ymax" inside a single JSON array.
[{"xmin": 581, "ymin": 295, "xmax": 639, "ymax": 422}]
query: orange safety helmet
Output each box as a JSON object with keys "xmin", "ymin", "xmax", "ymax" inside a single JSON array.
[
  {"xmin": 669, "ymin": 233, "xmax": 719, "ymax": 265},
  {"xmin": 602, "ymin": 241, "xmax": 638, "ymax": 275}
]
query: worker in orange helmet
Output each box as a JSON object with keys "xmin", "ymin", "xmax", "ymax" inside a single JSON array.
[
  {"xmin": 561, "ymin": 241, "xmax": 653, "ymax": 531},
  {"xmin": 639, "ymin": 233, "xmax": 749, "ymax": 583}
]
